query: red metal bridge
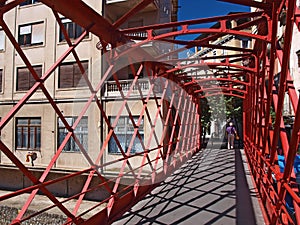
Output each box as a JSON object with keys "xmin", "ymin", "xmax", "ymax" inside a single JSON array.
[{"xmin": 0, "ymin": 0, "xmax": 300, "ymax": 224}]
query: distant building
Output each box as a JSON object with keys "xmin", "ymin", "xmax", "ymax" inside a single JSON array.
[{"xmin": 186, "ymin": 14, "xmax": 251, "ymax": 139}]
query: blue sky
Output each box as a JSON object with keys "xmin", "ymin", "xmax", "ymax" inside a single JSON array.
[
  {"xmin": 178, "ymin": 0, "xmax": 250, "ymax": 21},
  {"xmin": 176, "ymin": 1, "xmax": 250, "ymax": 55}
]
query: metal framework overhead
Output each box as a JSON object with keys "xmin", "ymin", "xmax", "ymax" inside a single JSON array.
[{"xmin": 0, "ymin": 0, "xmax": 300, "ymax": 224}]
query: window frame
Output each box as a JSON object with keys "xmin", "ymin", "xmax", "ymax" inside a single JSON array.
[
  {"xmin": 58, "ymin": 60, "xmax": 88, "ymax": 89},
  {"xmin": 58, "ymin": 117, "xmax": 88, "ymax": 152},
  {"xmin": 16, "ymin": 65, "xmax": 43, "ymax": 91},
  {"xmin": 59, "ymin": 18, "xmax": 88, "ymax": 42},
  {"xmin": 15, "ymin": 117, "xmax": 41, "ymax": 151},
  {"xmin": 108, "ymin": 116, "xmax": 144, "ymax": 154},
  {"xmin": 296, "ymin": 50, "xmax": 300, "ymax": 68},
  {"xmin": 0, "ymin": 29, "xmax": 5, "ymax": 51},
  {"xmin": 18, "ymin": 21, "xmax": 44, "ymax": 47}
]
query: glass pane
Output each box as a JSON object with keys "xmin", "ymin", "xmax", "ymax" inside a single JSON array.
[
  {"xmin": 23, "ymin": 128, "xmax": 28, "ymax": 148},
  {"xmin": 17, "ymin": 127, "xmax": 22, "ymax": 148},
  {"xmin": 29, "ymin": 127, "xmax": 35, "ymax": 149},
  {"xmin": 67, "ymin": 23, "xmax": 75, "ymax": 39},
  {"xmin": 31, "ymin": 23, "xmax": 44, "ymax": 44},
  {"xmin": 17, "ymin": 118, "xmax": 28, "ymax": 125},
  {"xmin": 36, "ymin": 127, "xmax": 41, "ymax": 148},
  {"xmin": 30, "ymin": 118, "xmax": 41, "ymax": 125}
]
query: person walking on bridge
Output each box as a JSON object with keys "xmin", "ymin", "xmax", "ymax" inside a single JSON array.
[{"xmin": 226, "ymin": 122, "xmax": 237, "ymax": 149}]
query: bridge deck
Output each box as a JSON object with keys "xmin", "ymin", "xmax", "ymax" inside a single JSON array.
[{"xmin": 113, "ymin": 146, "xmax": 266, "ymax": 225}]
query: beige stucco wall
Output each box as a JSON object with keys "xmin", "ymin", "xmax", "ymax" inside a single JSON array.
[{"xmin": 0, "ymin": 0, "xmax": 103, "ymax": 170}]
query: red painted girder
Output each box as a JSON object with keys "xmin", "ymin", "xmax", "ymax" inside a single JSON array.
[
  {"xmin": 40, "ymin": 0, "xmax": 124, "ymax": 45},
  {"xmin": 277, "ymin": 49, "xmax": 298, "ymax": 112},
  {"xmin": 153, "ymin": 16, "xmax": 265, "ymax": 61},
  {"xmin": 0, "ymin": 0, "xmax": 23, "ymax": 14},
  {"xmin": 195, "ymin": 86, "xmax": 246, "ymax": 95},
  {"xmin": 268, "ymin": 0, "xmax": 297, "ymax": 223},
  {"xmin": 113, "ymin": 0, "xmax": 155, "ymax": 28},
  {"xmin": 161, "ymin": 53, "xmax": 252, "ymax": 64},
  {"xmin": 120, "ymin": 11, "xmax": 263, "ymax": 33},
  {"xmin": 159, "ymin": 62, "xmax": 255, "ymax": 77},
  {"xmin": 160, "ymin": 39, "xmax": 253, "ymax": 53},
  {"xmin": 200, "ymin": 92, "xmax": 245, "ymax": 99},
  {"xmin": 193, "ymin": 77, "xmax": 248, "ymax": 86},
  {"xmin": 295, "ymin": 5, "xmax": 300, "ymax": 30}
]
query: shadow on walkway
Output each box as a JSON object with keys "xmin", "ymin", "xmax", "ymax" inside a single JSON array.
[{"xmin": 112, "ymin": 147, "xmax": 264, "ymax": 225}]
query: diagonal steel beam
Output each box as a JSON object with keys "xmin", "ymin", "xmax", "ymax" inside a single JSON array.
[{"xmin": 40, "ymin": 0, "xmax": 125, "ymax": 44}]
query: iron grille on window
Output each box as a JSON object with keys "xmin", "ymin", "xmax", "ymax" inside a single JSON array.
[
  {"xmin": 18, "ymin": 22, "xmax": 44, "ymax": 46},
  {"xmin": 108, "ymin": 116, "xmax": 144, "ymax": 154},
  {"xmin": 58, "ymin": 117, "xmax": 88, "ymax": 152},
  {"xmin": 58, "ymin": 61, "xmax": 88, "ymax": 88},
  {"xmin": 59, "ymin": 18, "xmax": 88, "ymax": 42},
  {"xmin": 16, "ymin": 118, "xmax": 41, "ymax": 150},
  {"xmin": 16, "ymin": 65, "xmax": 42, "ymax": 91}
]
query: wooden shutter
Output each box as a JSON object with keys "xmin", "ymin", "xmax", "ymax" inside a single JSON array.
[
  {"xmin": 17, "ymin": 67, "xmax": 29, "ymax": 91},
  {"xmin": 59, "ymin": 64, "xmax": 73, "ymax": 88},
  {"xmin": 29, "ymin": 66, "xmax": 42, "ymax": 88}
]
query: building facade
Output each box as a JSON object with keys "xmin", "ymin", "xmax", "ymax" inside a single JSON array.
[{"xmin": 0, "ymin": 0, "xmax": 178, "ymax": 195}]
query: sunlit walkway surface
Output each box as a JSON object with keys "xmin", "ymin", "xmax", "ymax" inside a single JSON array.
[{"xmin": 113, "ymin": 146, "xmax": 266, "ymax": 225}]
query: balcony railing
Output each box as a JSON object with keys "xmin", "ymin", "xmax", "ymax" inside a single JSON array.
[{"xmin": 104, "ymin": 78, "xmax": 150, "ymax": 98}]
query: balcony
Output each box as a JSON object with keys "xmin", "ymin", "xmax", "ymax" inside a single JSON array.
[{"xmin": 104, "ymin": 78, "xmax": 150, "ymax": 98}]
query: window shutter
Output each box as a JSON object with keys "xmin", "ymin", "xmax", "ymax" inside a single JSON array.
[
  {"xmin": 74, "ymin": 61, "xmax": 88, "ymax": 87},
  {"xmin": 17, "ymin": 68, "xmax": 29, "ymax": 91},
  {"xmin": 31, "ymin": 23, "xmax": 44, "ymax": 45},
  {"xmin": 59, "ymin": 64, "xmax": 73, "ymax": 88},
  {"xmin": 29, "ymin": 66, "xmax": 42, "ymax": 88}
]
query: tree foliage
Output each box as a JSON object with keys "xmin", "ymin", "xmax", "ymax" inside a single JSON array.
[{"xmin": 200, "ymin": 95, "xmax": 243, "ymax": 129}]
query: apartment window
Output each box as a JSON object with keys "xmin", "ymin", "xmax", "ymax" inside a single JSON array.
[
  {"xmin": 0, "ymin": 69, "xmax": 2, "ymax": 93},
  {"xmin": 16, "ymin": 118, "xmax": 41, "ymax": 150},
  {"xmin": 0, "ymin": 29, "xmax": 5, "ymax": 51},
  {"xmin": 20, "ymin": 0, "xmax": 39, "ymax": 6},
  {"xmin": 58, "ymin": 61, "xmax": 88, "ymax": 88},
  {"xmin": 18, "ymin": 22, "xmax": 44, "ymax": 46},
  {"xmin": 59, "ymin": 18, "xmax": 88, "ymax": 42},
  {"xmin": 242, "ymin": 40, "xmax": 250, "ymax": 49},
  {"xmin": 58, "ymin": 117, "xmax": 88, "ymax": 152},
  {"xmin": 16, "ymin": 65, "xmax": 42, "ymax": 91},
  {"xmin": 108, "ymin": 116, "xmax": 144, "ymax": 154},
  {"xmin": 296, "ymin": 50, "xmax": 300, "ymax": 67}
]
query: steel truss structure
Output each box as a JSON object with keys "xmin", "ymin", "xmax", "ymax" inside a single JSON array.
[{"xmin": 0, "ymin": 0, "xmax": 300, "ymax": 224}]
